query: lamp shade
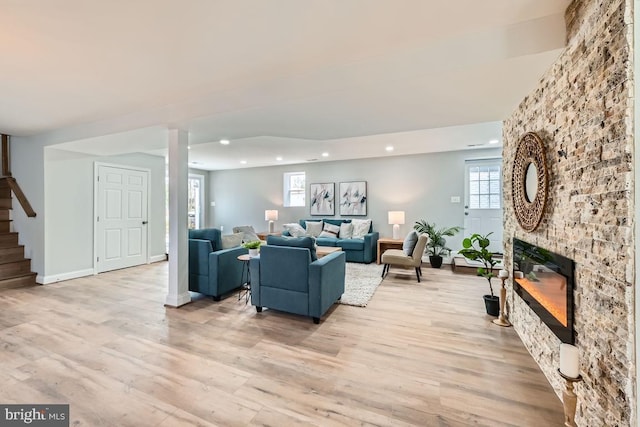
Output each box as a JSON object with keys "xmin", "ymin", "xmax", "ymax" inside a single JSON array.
[
  {"xmin": 265, "ymin": 210, "xmax": 278, "ymax": 221},
  {"xmin": 388, "ymin": 211, "xmax": 405, "ymax": 225}
]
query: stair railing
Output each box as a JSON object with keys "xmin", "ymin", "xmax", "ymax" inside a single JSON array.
[{"xmin": 1, "ymin": 134, "xmax": 36, "ymax": 217}]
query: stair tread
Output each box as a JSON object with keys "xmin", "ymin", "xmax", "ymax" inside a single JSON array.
[
  {"xmin": 0, "ymin": 258, "xmax": 29, "ymax": 266},
  {"xmin": 0, "ymin": 273, "xmax": 37, "ymax": 290},
  {"xmin": 0, "ymin": 271, "xmax": 36, "ymax": 280}
]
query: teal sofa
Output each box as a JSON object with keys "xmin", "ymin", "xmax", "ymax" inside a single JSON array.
[
  {"xmin": 283, "ymin": 218, "xmax": 378, "ymax": 264},
  {"xmin": 250, "ymin": 236, "xmax": 346, "ymax": 324},
  {"xmin": 188, "ymin": 228, "xmax": 247, "ymax": 300}
]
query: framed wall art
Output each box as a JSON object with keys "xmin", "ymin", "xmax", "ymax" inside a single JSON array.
[
  {"xmin": 310, "ymin": 182, "xmax": 335, "ymax": 215},
  {"xmin": 339, "ymin": 181, "xmax": 367, "ymax": 216}
]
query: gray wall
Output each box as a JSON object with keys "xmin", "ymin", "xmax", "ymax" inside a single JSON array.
[
  {"xmin": 43, "ymin": 148, "xmax": 167, "ymax": 280},
  {"xmin": 209, "ymin": 148, "xmax": 501, "ymax": 249},
  {"xmin": 11, "ymin": 136, "xmax": 46, "ymax": 276}
]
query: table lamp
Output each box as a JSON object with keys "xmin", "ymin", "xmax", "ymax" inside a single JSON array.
[
  {"xmin": 265, "ymin": 210, "xmax": 278, "ymax": 233},
  {"xmin": 388, "ymin": 211, "xmax": 405, "ymax": 240}
]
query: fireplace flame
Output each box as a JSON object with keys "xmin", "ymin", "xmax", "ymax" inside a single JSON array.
[{"xmin": 515, "ymin": 272, "xmax": 567, "ymax": 327}]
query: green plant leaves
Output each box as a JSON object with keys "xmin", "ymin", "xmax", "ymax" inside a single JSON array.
[{"xmin": 413, "ymin": 220, "xmax": 462, "ymax": 257}]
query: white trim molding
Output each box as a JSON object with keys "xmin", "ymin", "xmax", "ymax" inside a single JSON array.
[
  {"xmin": 149, "ymin": 254, "xmax": 167, "ymax": 263},
  {"xmin": 37, "ymin": 268, "xmax": 94, "ymax": 285}
]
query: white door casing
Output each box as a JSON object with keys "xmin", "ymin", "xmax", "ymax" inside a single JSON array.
[
  {"xmin": 464, "ymin": 159, "xmax": 504, "ymax": 253},
  {"xmin": 95, "ymin": 163, "xmax": 149, "ymax": 273}
]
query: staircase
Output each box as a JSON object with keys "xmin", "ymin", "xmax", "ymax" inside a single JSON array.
[{"xmin": 0, "ymin": 178, "xmax": 37, "ymax": 289}]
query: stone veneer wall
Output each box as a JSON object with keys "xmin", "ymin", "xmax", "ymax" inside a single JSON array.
[{"xmin": 502, "ymin": 0, "xmax": 635, "ymax": 425}]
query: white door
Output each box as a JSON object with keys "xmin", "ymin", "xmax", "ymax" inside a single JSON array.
[
  {"xmin": 464, "ymin": 159, "xmax": 504, "ymax": 253},
  {"xmin": 96, "ymin": 164, "xmax": 149, "ymax": 273}
]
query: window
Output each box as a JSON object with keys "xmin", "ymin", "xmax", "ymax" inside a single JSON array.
[
  {"xmin": 283, "ymin": 172, "xmax": 305, "ymax": 207},
  {"xmin": 468, "ymin": 164, "xmax": 501, "ymax": 209},
  {"xmin": 187, "ymin": 175, "xmax": 204, "ymax": 229}
]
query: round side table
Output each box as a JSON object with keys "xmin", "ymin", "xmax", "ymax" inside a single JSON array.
[{"xmin": 237, "ymin": 254, "xmax": 252, "ymax": 304}]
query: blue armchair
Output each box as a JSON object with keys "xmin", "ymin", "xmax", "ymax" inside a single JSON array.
[
  {"xmin": 249, "ymin": 236, "xmax": 346, "ymax": 324},
  {"xmin": 188, "ymin": 228, "xmax": 247, "ymax": 300}
]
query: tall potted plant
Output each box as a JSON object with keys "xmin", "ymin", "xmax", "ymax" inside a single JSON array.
[
  {"xmin": 458, "ymin": 232, "xmax": 500, "ymax": 316},
  {"xmin": 414, "ymin": 220, "xmax": 462, "ymax": 268}
]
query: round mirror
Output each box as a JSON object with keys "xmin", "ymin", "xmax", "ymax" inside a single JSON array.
[
  {"xmin": 524, "ymin": 162, "xmax": 538, "ymax": 203},
  {"xmin": 512, "ymin": 132, "xmax": 548, "ymax": 232}
]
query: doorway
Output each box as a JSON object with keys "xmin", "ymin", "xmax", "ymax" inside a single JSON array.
[
  {"xmin": 463, "ymin": 158, "xmax": 503, "ymax": 253},
  {"xmin": 188, "ymin": 173, "xmax": 205, "ymax": 229},
  {"xmin": 95, "ymin": 163, "xmax": 150, "ymax": 273}
]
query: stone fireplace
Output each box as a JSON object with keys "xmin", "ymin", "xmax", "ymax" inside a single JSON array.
[{"xmin": 502, "ymin": 0, "xmax": 635, "ymax": 424}]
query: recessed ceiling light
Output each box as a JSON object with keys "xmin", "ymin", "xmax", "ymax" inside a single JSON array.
[
  {"xmin": 220, "ymin": 139, "xmax": 230, "ymax": 145},
  {"xmin": 276, "ymin": 156, "xmax": 283, "ymax": 161},
  {"xmin": 187, "ymin": 146, "xmax": 191, "ymax": 150},
  {"xmin": 385, "ymin": 146, "xmax": 394, "ymax": 152},
  {"xmin": 321, "ymin": 152, "xmax": 329, "ymax": 157},
  {"xmin": 489, "ymin": 139, "xmax": 499, "ymax": 144},
  {"xmin": 240, "ymin": 160, "xmax": 247, "ymax": 164}
]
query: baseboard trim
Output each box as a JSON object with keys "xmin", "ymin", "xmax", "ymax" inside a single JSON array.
[
  {"xmin": 164, "ymin": 291, "xmax": 191, "ymax": 308},
  {"xmin": 38, "ymin": 268, "xmax": 95, "ymax": 285},
  {"xmin": 149, "ymin": 254, "xmax": 167, "ymax": 263}
]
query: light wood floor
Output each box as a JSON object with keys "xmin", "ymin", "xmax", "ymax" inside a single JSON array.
[{"xmin": 0, "ymin": 262, "xmax": 564, "ymax": 426}]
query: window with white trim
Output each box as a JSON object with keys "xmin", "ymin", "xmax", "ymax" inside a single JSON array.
[
  {"xmin": 468, "ymin": 164, "xmax": 501, "ymax": 209},
  {"xmin": 283, "ymin": 172, "xmax": 305, "ymax": 207}
]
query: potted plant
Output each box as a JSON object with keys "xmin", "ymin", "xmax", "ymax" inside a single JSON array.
[
  {"xmin": 413, "ymin": 220, "xmax": 462, "ymax": 268},
  {"xmin": 458, "ymin": 232, "xmax": 500, "ymax": 316},
  {"xmin": 243, "ymin": 240, "xmax": 261, "ymax": 256}
]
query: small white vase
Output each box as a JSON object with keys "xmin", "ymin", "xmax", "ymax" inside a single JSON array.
[{"xmin": 249, "ymin": 248, "xmax": 259, "ymax": 257}]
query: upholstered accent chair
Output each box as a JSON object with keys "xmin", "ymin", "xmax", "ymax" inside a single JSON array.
[
  {"xmin": 381, "ymin": 233, "xmax": 428, "ymax": 282},
  {"xmin": 188, "ymin": 228, "xmax": 248, "ymax": 300},
  {"xmin": 249, "ymin": 236, "xmax": 346, "ymax": 324}
]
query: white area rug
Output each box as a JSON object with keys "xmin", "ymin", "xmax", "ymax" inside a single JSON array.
[{"xmin": 338, "ymin": 262, "xmax": 384, "ymax": 307}]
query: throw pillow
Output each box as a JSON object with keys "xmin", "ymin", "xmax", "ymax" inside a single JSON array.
[
  {"xmin": 305, "ymin": 221, "xmax": 323, "ymax": 237},
  {"xmin": 318, "ymin": 222, "xmax": 340, "ymax": 238},
  {"xmin": 338, "ymin": 222, "xmax": 353, "ymax": 239},
  {"xmin": 339, "ymin": 222, "xmax": 353, "ymax": 239},
  {"xmin": 221, "ymin": 232, "xmax": 243, "ymax": 249},
  {"xmin": 403, "ymin": 230, "xmax": 419, "ymax": 256},
  {"xmin": 283, "ymin": 223, "xmax": 307, "ymax": 237},
  {"xmin": 232, "ymin": 225, "xmax": 260, "ymax": 243},
  {"xmin": 351, "ymin": 219, "xmax": 372, "ymax": 239}
]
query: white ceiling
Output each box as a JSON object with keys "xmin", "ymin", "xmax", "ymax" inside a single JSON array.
[{"xmin": 0, "ymin": 0, "xmax": 571, "ymax": 170}]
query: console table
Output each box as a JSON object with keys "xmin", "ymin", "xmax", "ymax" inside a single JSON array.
[{"xmin": 377, "ymin": 238, "xmax": 404, "ymax": 264}]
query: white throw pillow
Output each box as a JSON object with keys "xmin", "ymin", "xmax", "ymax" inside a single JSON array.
[
  {"xmin": 339, "ymin": 222, "xmax": 353, "ymax": 239},
  {"xmin": 305, "ymin": 221, "xmax": 323, "ymax": 237},
  {"xmin": 318, "ymin": 222, "xmax": 340, "ymax": 238},
  {"xmin": 351, "ymin": 219, "xmax": 372, "ymax": 239},
  {"xmin": 221, "ymin": 232, "xmax": 243, "ymax": 249},
  {"xmin": 283, "ymin": 223, "xmax": 307, "ymax": 237}
]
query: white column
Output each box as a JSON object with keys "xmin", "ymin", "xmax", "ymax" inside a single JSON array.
[{"xmin": 165, "ymin": 128, "xmax": 191, "ymax": 307}]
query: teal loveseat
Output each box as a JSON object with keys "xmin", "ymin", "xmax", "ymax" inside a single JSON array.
[
  {"xmin": 283, "ymin": 219, "xmax": 378, "ymax": 264},
  {"xmin": 188, "ymin": 228, "xmax": 247, "ymax": 300},
  {"xmin": 250, "ymin": 236, "xmax": 346, "ymax": 324}
]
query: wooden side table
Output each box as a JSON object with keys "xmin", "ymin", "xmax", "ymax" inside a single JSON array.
[{"xmin": 377, "ymin": 238, "xmax": 404, "ymax": 264}]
